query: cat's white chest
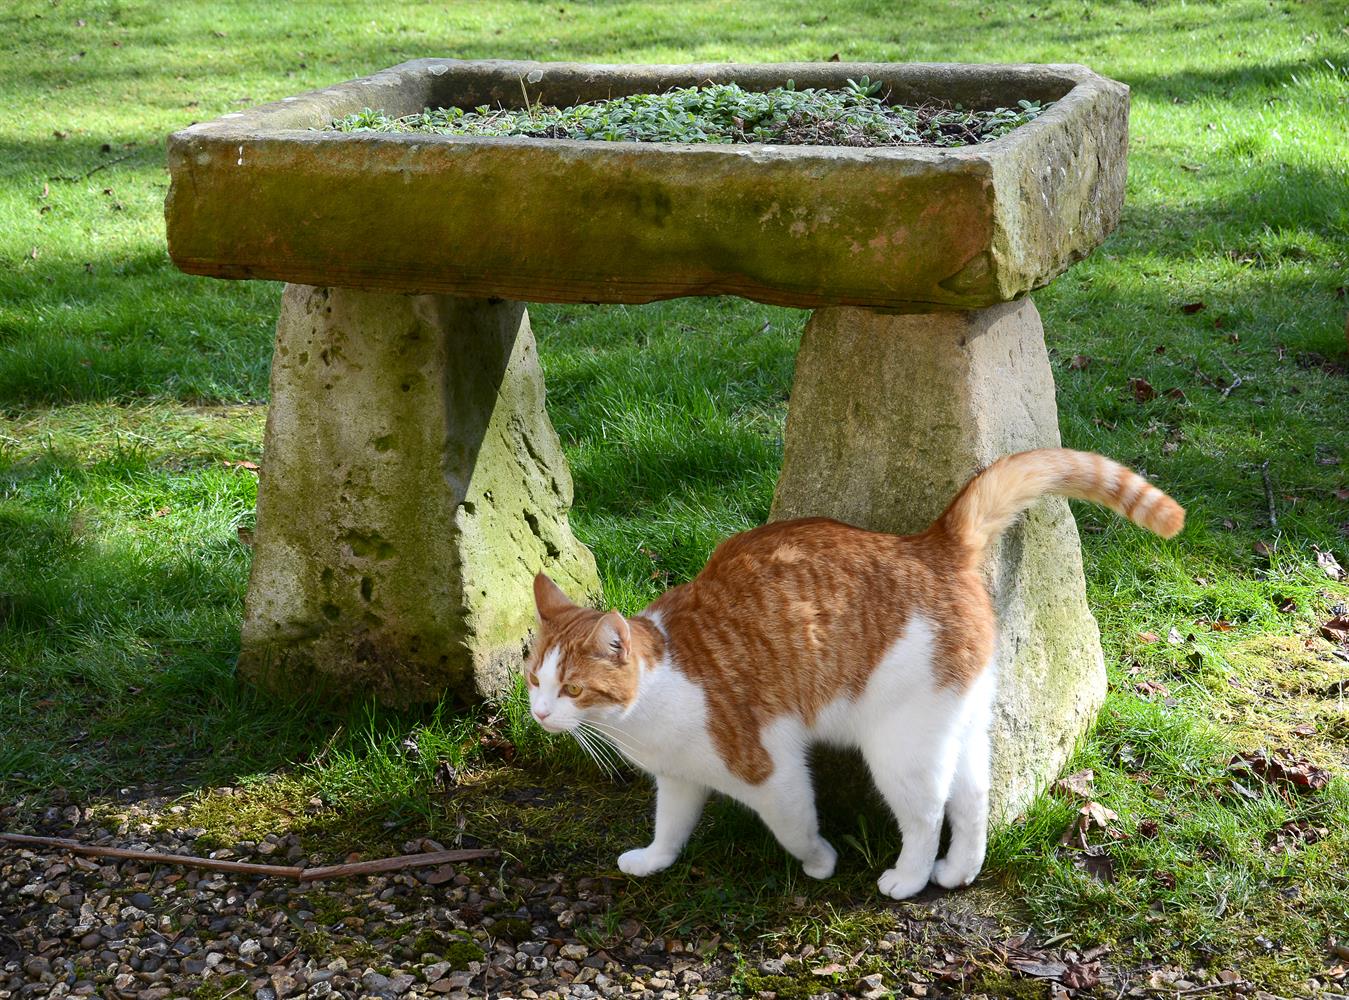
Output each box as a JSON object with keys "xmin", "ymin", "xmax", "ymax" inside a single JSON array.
[{"xmin": 606, "ymin": 660, "xmax": 734, "ymax": 785}]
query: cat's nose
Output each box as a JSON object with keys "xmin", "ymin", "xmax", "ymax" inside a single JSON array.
[{"xmin": 534, "ymin": 707, "xmax": 551, "ymax": 721}]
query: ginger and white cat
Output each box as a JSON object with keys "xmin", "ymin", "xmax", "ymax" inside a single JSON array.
[{"xmin": 525, "ymin": 448, "xmax": 1183, "ymax": 899}]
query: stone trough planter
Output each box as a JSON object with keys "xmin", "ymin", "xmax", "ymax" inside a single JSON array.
[{"xmin": 166, "ymin": 58, "xmax": 1129, "ymax": 818}]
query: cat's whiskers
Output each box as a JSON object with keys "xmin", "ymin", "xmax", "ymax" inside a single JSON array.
[
  {"xmin": 576, "ymin": 722, "xmax": 629, "ymax": 772},
  {"xmin": 577, "ymin": 720, "xmax": 647, "ymax": 772},
  {"xmin": 570, "ymin": 726, "xmax": 617, "ymax": 779},
  {"xmin": 577, "ymin": 725, "xmax": 629, "ymax": 780},
  {"xmin": 586, "ymin": 734, "xmax": 629, "ymax": 778},
  {"xmin": 573, "ymin": 726, "xmax": 618, "ymax": 779}
]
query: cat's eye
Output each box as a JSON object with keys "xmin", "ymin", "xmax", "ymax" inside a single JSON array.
[
  {"xmin": 563, "ymin": 683, "xmax": 582, "ymax": 697},
  {"xmin": 526, "ymin": 672, "xmax": 539, "ymax": 687}
]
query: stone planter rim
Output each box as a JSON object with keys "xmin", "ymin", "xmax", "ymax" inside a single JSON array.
[
  {"xmin": 174, "ymin": 57, "xmax": 1110, "ymax": 155},
  {"xmin": 166, "ymin": 58, "xmax": 1129, "ymax": 311}
]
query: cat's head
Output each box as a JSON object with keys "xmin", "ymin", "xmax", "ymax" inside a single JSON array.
[{"xmin": 524, "ymin": 573, "xmax": 642, "ymax": 733}]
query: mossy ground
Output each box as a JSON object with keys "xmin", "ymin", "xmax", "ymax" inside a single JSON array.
[{"xmin": 2, "ymin": 0, "xmax": 1347, "ymax": 994}]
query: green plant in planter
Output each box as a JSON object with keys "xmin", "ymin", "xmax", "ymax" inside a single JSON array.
[{"xmin": 331, "ymin": 80, "xmax": 1048, "ymax": 148}]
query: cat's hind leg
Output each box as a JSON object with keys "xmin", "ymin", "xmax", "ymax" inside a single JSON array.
[
  {"xmin": 933, "ymin": 671, "xmax": 994, "ymax": 890},
  {"xmin": 738, "ymin": 751, "xmax": 837, "ymax": 879},
  {"xmin": 618, "ymin": 774, "xmax": 709, "ymax": 876},
  {"xmin": 862, "ymin": 730, "xmax": 961, "ymax": 899}
]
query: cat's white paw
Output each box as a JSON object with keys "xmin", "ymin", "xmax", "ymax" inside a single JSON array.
[
  {"xmin": 801, "ymin": 839, "xmax": 837, "ymax": 880},
  {"xmin": 618, "ymin": 847, "xmax": 675, "ymax": 876},
  {"xmin": 876, "ymin": 865, "xmax": 930, "ymax": 900},
  {"xmin": 932, "ymin": 853, "xmax": 983, "ymax": 890}
]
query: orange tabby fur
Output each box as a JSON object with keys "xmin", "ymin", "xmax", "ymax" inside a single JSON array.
[{"xmin": 527, "ymin": 448, "xmax": 1183, "ymax": 786}]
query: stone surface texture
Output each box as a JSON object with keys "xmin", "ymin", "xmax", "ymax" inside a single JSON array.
[
  {"xmin": 771, "ymin": 300, "xmax": 1106, "ymax": 819},
  {"xmin": 165, "ymin": 59, "xmax": 1128, "ymax": 311},
  {"xmin": 238, "ymin": 285, "xmax": 599, "ymax": 704}
]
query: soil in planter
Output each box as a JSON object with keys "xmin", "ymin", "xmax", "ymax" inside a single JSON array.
[{"xmin": 331, "ymin": 77, "xmax": 1050, "ymax": 148}]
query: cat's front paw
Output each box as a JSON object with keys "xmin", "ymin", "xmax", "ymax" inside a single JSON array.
[
  {"xmin": 932, "ymin": 852, "xmax": 983, "ymax": 890},
  {"xmin": 618, "ymin": 847, "xmax": 676, "ymax": 876},
  {"xmin": 801, "ymin": 838, "xmax": 837, "ymax": 880},
  {"xmin": 876, "ymin": 865, "xmax": 929, "ymax": 900}
]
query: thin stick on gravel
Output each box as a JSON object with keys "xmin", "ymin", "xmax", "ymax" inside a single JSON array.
[{"xmin": 0, "ymin": 832, "xmax": 496, "ymax": 882}]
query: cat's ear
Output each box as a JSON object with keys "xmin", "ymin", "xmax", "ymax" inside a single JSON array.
[
  {"xmin": 593, "ymin": 610, "xmax": 631, "ymax": 663},
  {"xmin": 533, "ymin": 572, "xmax": 574, "ymax": 623}
]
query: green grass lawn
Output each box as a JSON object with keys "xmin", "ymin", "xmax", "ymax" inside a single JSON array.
[{"xmin": 2, "ymin": 0, "xmax": 1347, "ymax": 993}]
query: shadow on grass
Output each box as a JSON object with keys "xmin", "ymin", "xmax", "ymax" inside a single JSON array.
[
  {"xmin": 1119, "ymin": 159, "xmax": 1349, "ymax": 252},
  {"xmin": 0, "ymin": 250, "xmax": 276, "ymax": 409},
  {"xmin": 1119, "ymin": 56, "xmax": 1349, "ymax": 102}
]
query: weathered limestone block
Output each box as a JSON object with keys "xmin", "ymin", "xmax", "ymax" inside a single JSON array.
[
  {"xmin": 238, "ymin": 285, "xmax": 600, "ymax": 704},
  {"xmin": 772, "ymin": 299, "xmax": 1105, "ymax": 820}
]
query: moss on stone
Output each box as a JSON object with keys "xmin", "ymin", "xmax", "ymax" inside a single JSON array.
[
  {"xmin": 191, "ymin": 975, "xmax": 248, "ymax": 1000},
  {"xmin": 238, "ymin": 288, "xmax": 600, "ymax": 705},
  {"xmin": 444, "ymin": 938, "xmax": 487, "ymax": 970},
  {"xmin": 491, "ymin": 916, "xmax": 534, "ymax": 941},
  {"xmin": 406, "ymin": 929, "xmax": 486, "ymax": 970},
  {"xmin": 731, "ymin": 968, "xmax": 842, "ymax": 998}
]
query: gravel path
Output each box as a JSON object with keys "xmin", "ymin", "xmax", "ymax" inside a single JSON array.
[
  {"xmin": 2, "ymin": 796, "xmax": 851, "ymax": 1000},
  {"xmin": 1, "ymin": 795, "xmax": 1295, "ymax": 999}
]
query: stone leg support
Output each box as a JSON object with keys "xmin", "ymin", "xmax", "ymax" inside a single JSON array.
[
  {"xmin": 238, "ymin": 285, "xmax": 600, "ymax": 705},
  {"xmin": 771, "ymin": 299, "xmax": 1105, "ymax": 820}
]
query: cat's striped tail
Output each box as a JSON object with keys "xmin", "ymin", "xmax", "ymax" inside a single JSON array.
[{"xmin": 935, "ymin": 448, "xmax": 1184, "ymax": 555}]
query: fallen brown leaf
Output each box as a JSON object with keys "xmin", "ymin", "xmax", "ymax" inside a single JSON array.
[
  {"xmin": 1180, "ymin": 301, "xmax": 1207, "ymax": 314},
  {"xmin": 1138, "ymin": 630, "xmax": 1161, "ymax": 644},
  {"xmin": 1230, "ymin": 748, "xmax": 1331, "ymax": 792},
  {"xmin": 1315, "ymin": 548, "xmax": 1346, "ymax": 580},
  {"xmin": 1068, "ymin": 354, "xmax": 1091, "ymax": 370},
  {"xmin": 1130, "ymin": 377, "xmax": 1157, "ymax": 402},
  {"xmin": 1053, "ymin": 768, "xmax": 1094, "ymax": 798},
  {"xmin": 1320, "ymin": 614, "xmax": 1349, "ymax": 645},
  {"xmin": 1080, "ymin": 801, "xmax": 1119, "ymax": 829},
  {"xmin": 1267, "ymin": 818, "xmax": 1328, "ymax": 851},
  {"xmin": 1253, "ymin": 539, "xmax": 1274, "ymax": 557},
  {"xmin": 1008, "ymin": 957, "xmax": 1069, "ymax": 979},
  {"xmin": 1135, "ymin": 679, "xmax": 1171, "ymax": 698},
  {"xmin": 1080, "ymin": 846, "xmax": 1115, "ymax": 884}
]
